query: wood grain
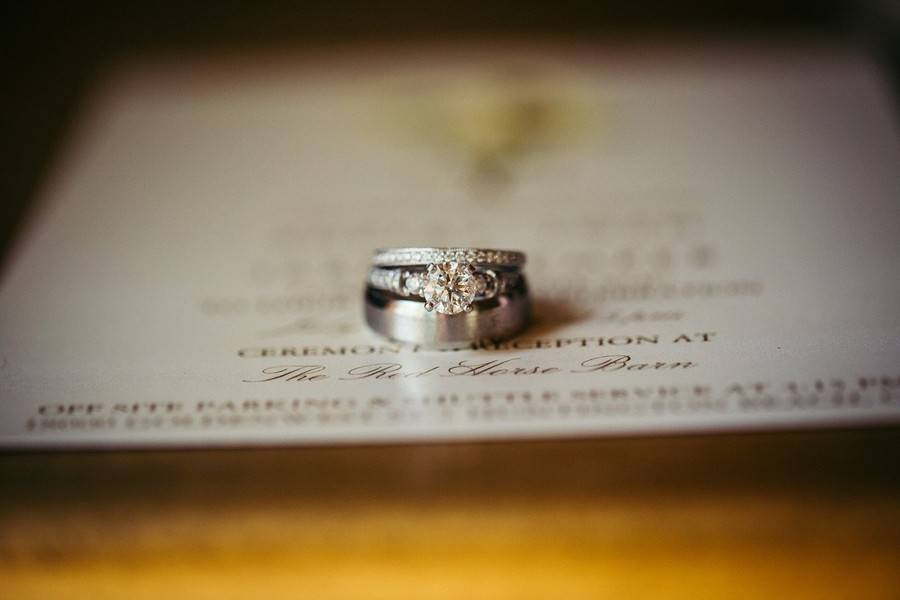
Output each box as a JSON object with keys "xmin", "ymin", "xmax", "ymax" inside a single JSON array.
[{"xmin": 2, "ymin": 428, "xmax": 898, "ymax": 598}]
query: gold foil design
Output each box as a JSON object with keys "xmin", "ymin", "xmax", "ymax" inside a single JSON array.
[{"xmin": 367, "ymin": 66, "xmax": 609, "ymax": 190}]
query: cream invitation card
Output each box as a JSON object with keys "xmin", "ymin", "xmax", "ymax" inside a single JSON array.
[{"xmin": 1, "ymin": 43, "xmax": 898, "ymax": 448}]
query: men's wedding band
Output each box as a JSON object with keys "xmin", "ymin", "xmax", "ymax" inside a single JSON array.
[
  {"xmin": 365, "ymin": 278, "xmax": 529, "ymax": 347},
  {"xmin": 364, "ymin": 247, "xmax": 529, "ymax": 347}
]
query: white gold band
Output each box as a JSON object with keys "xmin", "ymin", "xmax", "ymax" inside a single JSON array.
[
  {"xmin": 372, "ymin": 247, "xmax": 526, "ymax": 268},
  {"xmin": 367, "ymin": 266, "xmax": 520, "ymax": 302}
]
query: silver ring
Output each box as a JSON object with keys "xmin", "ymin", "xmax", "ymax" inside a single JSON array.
[
  {"xmin": 364, "ymin": 277, "xmax": 529, "ymax": 347},
  {"xmin": 368, "ymin": 247, "xmax": 526, "ymax": 315},
  {"xmin": 364, "ymin": 247, "xmax": 529, "ymax": 347},
  {"xmin": 367, "ymin": 266, "xmax": 521, "ymax": 308},
  {"xmin": 372, "ymin": 247, "xmax": 526, "ymax": 268}
]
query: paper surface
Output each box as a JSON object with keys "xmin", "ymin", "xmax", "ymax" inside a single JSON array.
[{"xmin": 1, "ymin": 43, "xmax": 899, "ymax": 448}]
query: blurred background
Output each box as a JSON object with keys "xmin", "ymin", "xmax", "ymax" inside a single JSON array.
[{"xmin": 2, "ymin": 0, "xmax": 899, "ymax": 257}]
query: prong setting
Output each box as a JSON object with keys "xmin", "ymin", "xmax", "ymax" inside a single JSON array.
[{"xmin": 422, "ymin": 261, "xmax": 478, "ymax": 315}]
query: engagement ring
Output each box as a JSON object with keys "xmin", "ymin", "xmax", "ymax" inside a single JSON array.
[{"xmin": 364, "ymin": 247, "xmax": 529, "ymax": 347}]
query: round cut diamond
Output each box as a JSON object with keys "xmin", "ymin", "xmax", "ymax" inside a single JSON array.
[{"xmin": 423, "ymin": 261, "xmax": 477, "ymax": 314}]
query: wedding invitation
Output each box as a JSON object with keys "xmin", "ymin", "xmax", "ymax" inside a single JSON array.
[{"xmin": 2, "ymin": 43, "xmax": 898, "ymax": 448}]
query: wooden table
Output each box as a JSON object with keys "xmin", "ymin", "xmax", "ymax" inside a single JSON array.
[{"xmin": 2, "ymin": 427, "xmax": 898, "ymax": 598}]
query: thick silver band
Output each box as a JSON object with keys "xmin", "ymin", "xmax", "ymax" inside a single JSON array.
[
  {"xmin": 372, "ymin": 247, "xmax": 526, "ymax": 268},
  {"xmin": 364, "ymin": 277, "xmax": 530, "ymax": 348}
]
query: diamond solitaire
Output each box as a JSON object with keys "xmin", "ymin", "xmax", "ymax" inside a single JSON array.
[{"xmin": 422, "ymin": 261, "xmax": 477, "ymax": 314}]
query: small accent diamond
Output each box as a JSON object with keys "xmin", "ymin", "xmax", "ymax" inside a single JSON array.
[
  {"xmin": 404, "ymin": 272, "xmax": 422, "ymax": 296},
  {"xmin": 473, "ymin": 270, "xmax": 497, "ymax": 297}
]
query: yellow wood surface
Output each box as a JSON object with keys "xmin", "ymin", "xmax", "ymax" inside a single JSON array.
[{"xmin": 2, "ymin": 428, "xmax": 898, "ymax": 598}]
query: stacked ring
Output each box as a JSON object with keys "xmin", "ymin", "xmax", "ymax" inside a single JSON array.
[{"xmin": 364, "ymin": 247, "xmax": 530, "ymax": 347}]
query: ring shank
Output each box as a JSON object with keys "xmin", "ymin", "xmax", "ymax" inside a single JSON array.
[{"xmin": 364, "ymin": 277, "xmax": 529, "ymax": 348}]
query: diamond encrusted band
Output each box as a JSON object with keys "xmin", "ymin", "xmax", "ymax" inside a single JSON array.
[
  {"xmin": 372, "ymin": 247, "xmax": 526, "ymax": 268},
  {"xmin": 368, "ymin": 247, "xmax": 526, "ymax": 316},
  {"xmin": 367, "ymin": 266, "xmax": 520, "ymax": 305}
]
